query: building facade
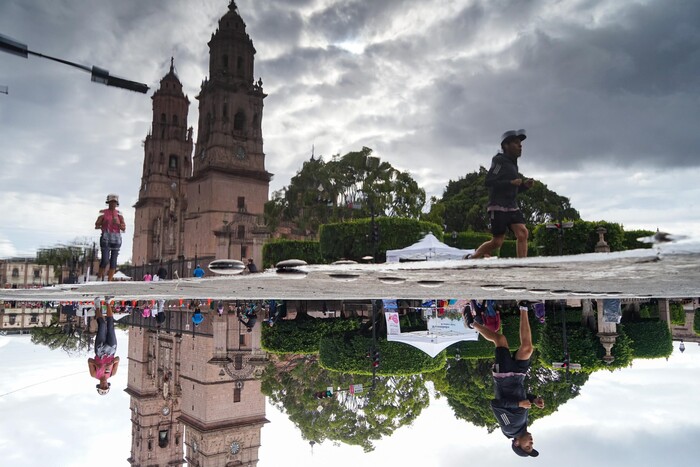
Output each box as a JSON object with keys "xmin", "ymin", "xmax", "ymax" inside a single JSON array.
[
  {"xmin": 125, "ymin": 305, "xmax": 268, "ymax": 466},
  {"xmin": 132, "ymin": 2, "xmax": 271, "ymax": 273}
]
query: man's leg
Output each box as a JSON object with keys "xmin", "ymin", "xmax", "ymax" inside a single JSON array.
[
  {"xmin": 511, "ymin": 223, "xmax": 529, "ymax": 258},
  {"xmin": 473, "ymin": 322, "xmax": 509, "ymax": 348},
  {"xmin": 471, "ymin": 234, "xmax": 505, "ymax": 259},
  {"xmin": 515, "ymin": 306, "xmax": 533, "ymax": 360}
]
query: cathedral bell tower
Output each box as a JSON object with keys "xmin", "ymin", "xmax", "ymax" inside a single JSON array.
[
  {"xmin": 184, "ymin": 1, "xmax": 271, "ymax": 265},
  {"xmin": 132, "ymin": 59, "xmax": 193, "ymax": 267}
]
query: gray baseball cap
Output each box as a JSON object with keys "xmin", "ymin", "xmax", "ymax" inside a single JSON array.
[{"xmin": 501, "ymin": 129, "xmax": 527, "ymax": 144}]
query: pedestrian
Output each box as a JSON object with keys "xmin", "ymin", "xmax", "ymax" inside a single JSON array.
[
  {"xmin": 246, "ymin": 258, "xmax": 258, "ymax": 273},
  {"xmin": 471, "ymin": 302, "xmax": 544, "ymax": 457},
  {"xmin": 193, "ymin": 264, "xmax": 205, "ymax": 278},
  {"xmin": 88, "ymin": 296, "xmax": 120, "ymax": 395},
  {"xmin": 157, "ymin": 263, "xmax": 168, "ymax": 280},
  {"xmin": 470, "ymin": 130, "xmax": 534, "ymax": 259},
  {"xmin": 237, "ymin": 307, "xmax": 257, "ymax": 332},
  {"xmin": 143, "ymin": 272, "xmax": 152, "ymax": 282},
  {"xmin": 94, "ymin": 194, "xmax": 126, "ymax": 281},
  {"xmin": 192, "ymin": 307, "xmax": 204, "ymax": 326}
]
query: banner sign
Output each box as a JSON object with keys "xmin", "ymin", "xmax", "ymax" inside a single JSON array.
[{"xmin": 385, "ymin": 311, "xmax": 401, "ymax": 335}]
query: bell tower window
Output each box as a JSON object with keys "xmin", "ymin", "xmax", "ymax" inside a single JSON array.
[
  {"xmin": 223, "ymin": 54, "xmax": 229, "ymax": 69},
  {"xmin": 236, "ymin": 56, "xmax": 243, "ymax": 76},
  {"xmin": 172, "ymin": 115, "xmax": 178, "ymax": 125},
  {"xmin": 169, "ymin": 155, "xmax": 178, "ymax": 170},
  {"xmin": 233, "ymin": 111, "xmax": 245, "ymax": 131}
]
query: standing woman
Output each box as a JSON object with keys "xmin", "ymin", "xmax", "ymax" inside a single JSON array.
[
  {"xmin": 88, "ymin": 297, "xmax": 120, "ymax": 395},
  {"xmin": 95, "ymin": 194, "xmax": 126, "ymax": 281}
]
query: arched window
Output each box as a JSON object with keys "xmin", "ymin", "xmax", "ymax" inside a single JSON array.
[
  {"xmin": 158, "ymin": 430, "xmax": 169, "ymax": 448},
  {"xmin": 233, "ymin": 111, "xmax": 245, "ymax": 131},
  {"xmin": 169, "ymin": 155, "xmax": 178, "ymax": 170},
  {"xmin": 223, "ymin": 55, "xmax": 229, "ymax": 68},
  {"xmin": 237, "ymin": 225, "xmax": 245, "ymax": 239},
  {"xmin": 160, "ymin": 113, "xmax": 166, "ymax": 123},
  {"xmin": 172, "ymin": 115, "xmax": 178, "ymax": 125},
  {"xmin": 237, "ymin": 56, "xmax": 244, "ymax": 76}
]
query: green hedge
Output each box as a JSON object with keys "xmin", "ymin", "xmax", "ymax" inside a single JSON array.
[
  {"xmin": 532, "ymin": 220, "xmax": 626, "ymax": 256},
  {"xmin": 261, "ymin": 317, "xmax": 361, "ymax": 354},
  {"xmin": 623, "ymin": 320, "xmax": 673, "ymax": 359},
  {"xmin": 623, "ymin": 229, "xmax": 654, "ymax": 250},
  {"xmin": 262, "ymin": 239, "xmax": 323, "ymax": 267},
  {"xmin": 538, "ymin": 321, "xmax": 632, "ymax": 372},
  {"xmin": 319, "ymin": 335, "xmax": 446, "ymax": 375},
  {"xmin": 670, "ymin": 302, "xmax": 685, "ymax": 325},
  {"xmin": 319, "ymin": 217, "xmax": 443, "ymax": 263},
  {"xmin": 695, "ymin": 309, "xmax": 700, "ymax": 335}
]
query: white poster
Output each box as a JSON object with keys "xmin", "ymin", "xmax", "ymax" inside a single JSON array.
[{"xmin": 385, "ymin": 311, "xmax": 401, "ymax": 336}]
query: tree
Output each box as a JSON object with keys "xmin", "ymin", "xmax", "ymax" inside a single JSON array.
[
  {"xmin": 265, "ymin": 147, "xmax": 426, "ymax": 236},
  {"xmin": 36, "ymin": 238, "xmax": 98, "ymax": 283},
  {"xmin": 261, "ymin": 354, "xmax": 429, "ymax": 452},
  {"xmin": 428, "ymin": 352, "xmax": 589, "ymax": 431},
  {"xmin": 30, "ymin": 318, "xmax": 94, "ymax": 355},
  {"xmin": 426, "ymin": 168, "xmax": 580, "ymax": 233}
]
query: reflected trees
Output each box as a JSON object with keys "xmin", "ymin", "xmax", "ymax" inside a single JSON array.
[{"xmin": 261, "ymin": 354, "xmax": 429, "ymax": 452}]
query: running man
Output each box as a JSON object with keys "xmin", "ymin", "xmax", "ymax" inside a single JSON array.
[{"xmin": 472, "ymin": 303, "xmax": 544, "ymax": 457}]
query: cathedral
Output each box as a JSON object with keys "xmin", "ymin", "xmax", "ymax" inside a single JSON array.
[{"xmin": 132, "ymin": 2, "xmax": 271, "ymax": 273}]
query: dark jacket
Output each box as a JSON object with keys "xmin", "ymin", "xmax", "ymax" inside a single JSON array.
[
  {"xmin": 491, "ymin": 373, "xmax": 535, "ymax": 438},
  {"xmin": 485, "ymin": 153, "xmax": 529, "ymax": 209}
]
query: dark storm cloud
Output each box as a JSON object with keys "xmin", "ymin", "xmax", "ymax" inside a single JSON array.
[{"xmin": 421, "ymin": 0, "xmax": 700, "ymax": 171}]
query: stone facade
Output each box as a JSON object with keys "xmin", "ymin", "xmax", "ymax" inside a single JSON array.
[
  {"xmin": 126, "ymin": 305, "xmax": 267, "ymax": 467},
  {"xmin": 132, "ymin": 2, "xmax": 271, "ymax": 271},
  {"xmin": 0, "ymin": 258, "xmax": 57, "ymax": 289}
]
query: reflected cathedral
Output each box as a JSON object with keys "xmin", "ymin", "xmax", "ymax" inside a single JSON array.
[{"xmin": 125, "ymin": 305, "xmax": 268, "ymax": 466}]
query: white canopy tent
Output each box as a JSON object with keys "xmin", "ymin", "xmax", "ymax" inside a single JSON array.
[
  {"xmin": 386, "ymin": 232, "xmax": 474, "ymax": 263},
  {"xmin": 388, "ymin": 330, "xmax": 478, "ymax": 358},
  {"xmin": 112, "ymin": 271, "xmax": 131, "ymax": 281}
]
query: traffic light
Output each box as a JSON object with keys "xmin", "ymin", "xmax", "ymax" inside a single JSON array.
[
  {"xmin": 372, "ymin": 350, "xmax": 380, "ymax": 368},
  {"xmin": 314, "ymin": 388, "xmax": 333, "ymax": 399},
  {"xmin": 372, "ymin": 224, "xmax": 380, "ymax": 243}
]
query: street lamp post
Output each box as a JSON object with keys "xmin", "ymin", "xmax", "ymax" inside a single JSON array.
[{"xmin": 0, "ymin": 33, "xmax": 149, "ymax": 93}]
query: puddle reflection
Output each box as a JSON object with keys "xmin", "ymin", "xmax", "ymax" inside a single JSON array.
[{"xmin": 0, "ymin": 297, "xmax": 698, "ymax": 466}]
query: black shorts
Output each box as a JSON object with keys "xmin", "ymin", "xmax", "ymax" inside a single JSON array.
[
  {"xmin": 489, "ymin": 210, "xmax": 526, "ymax": 236},
  {"xmin": 493, "ymin": 346, "xmax": 530, "ymax": 374}
]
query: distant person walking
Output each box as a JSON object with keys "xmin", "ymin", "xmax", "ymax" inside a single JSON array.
[
  {"xmin": 470, "ymin": 130, "xmax": 534, "ymax": 259},
  {"xmin": 471, "ymin": 303, "xmax": 543, "ymax": 457},
  {"xmin": 246, "ymin": 258, "xmax": 258, "ymax": 273},
  {"xmin": 157, "ymin": 264, "xmax": 168, "ymax": 280},
  {"xmin": 95, "ymin": 194, "xmax": 126, "ymax": 281},
  {"xmin": 193, "ymin": 264, "xmax": 205, "ymax": 278},
  {"xmin": 88, "ymin": 297, "xmax": 120, "ymax": 395}
]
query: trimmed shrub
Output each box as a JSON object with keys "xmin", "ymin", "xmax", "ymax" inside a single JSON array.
[
  {"xmin": 532, "ymin": 220, "xmax": 626, "ymax": 256},
  {"xmin": 695, "ymin": 309, "xmax": 700, "ymax": 336},
  {"xmin": 624, "ymin": 320, "xmax": 673, "ymax": 359},
  {"xmin": 263, "ymin": 239, "xmax": 323, "ymax": 267},
  {"xmin": 623, "ymin": 229, "xmax": 654, "ymax": 250},
  {"xmin": 261, "ymin": 317, "xmax": 361, "ymax": 354},
  {"xmin": 319, "ymin": 217, "xmax": 443, "ymax": 263},
  {"xmin": 319, "ymin": 334, "xmax": 446, "ymax": 375},
  {"xmin": 670, "ymin": 302, "xmax": 685, "ymax": 325}
]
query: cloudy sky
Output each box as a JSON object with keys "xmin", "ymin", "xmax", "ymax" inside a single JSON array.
[
  {"xmin": 1, "ymin": 332, "xmax": 698, "ymax": 466},
  {"xmin": 2, "ymin": 0, "xmax": 699, "ymax": 261}
]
